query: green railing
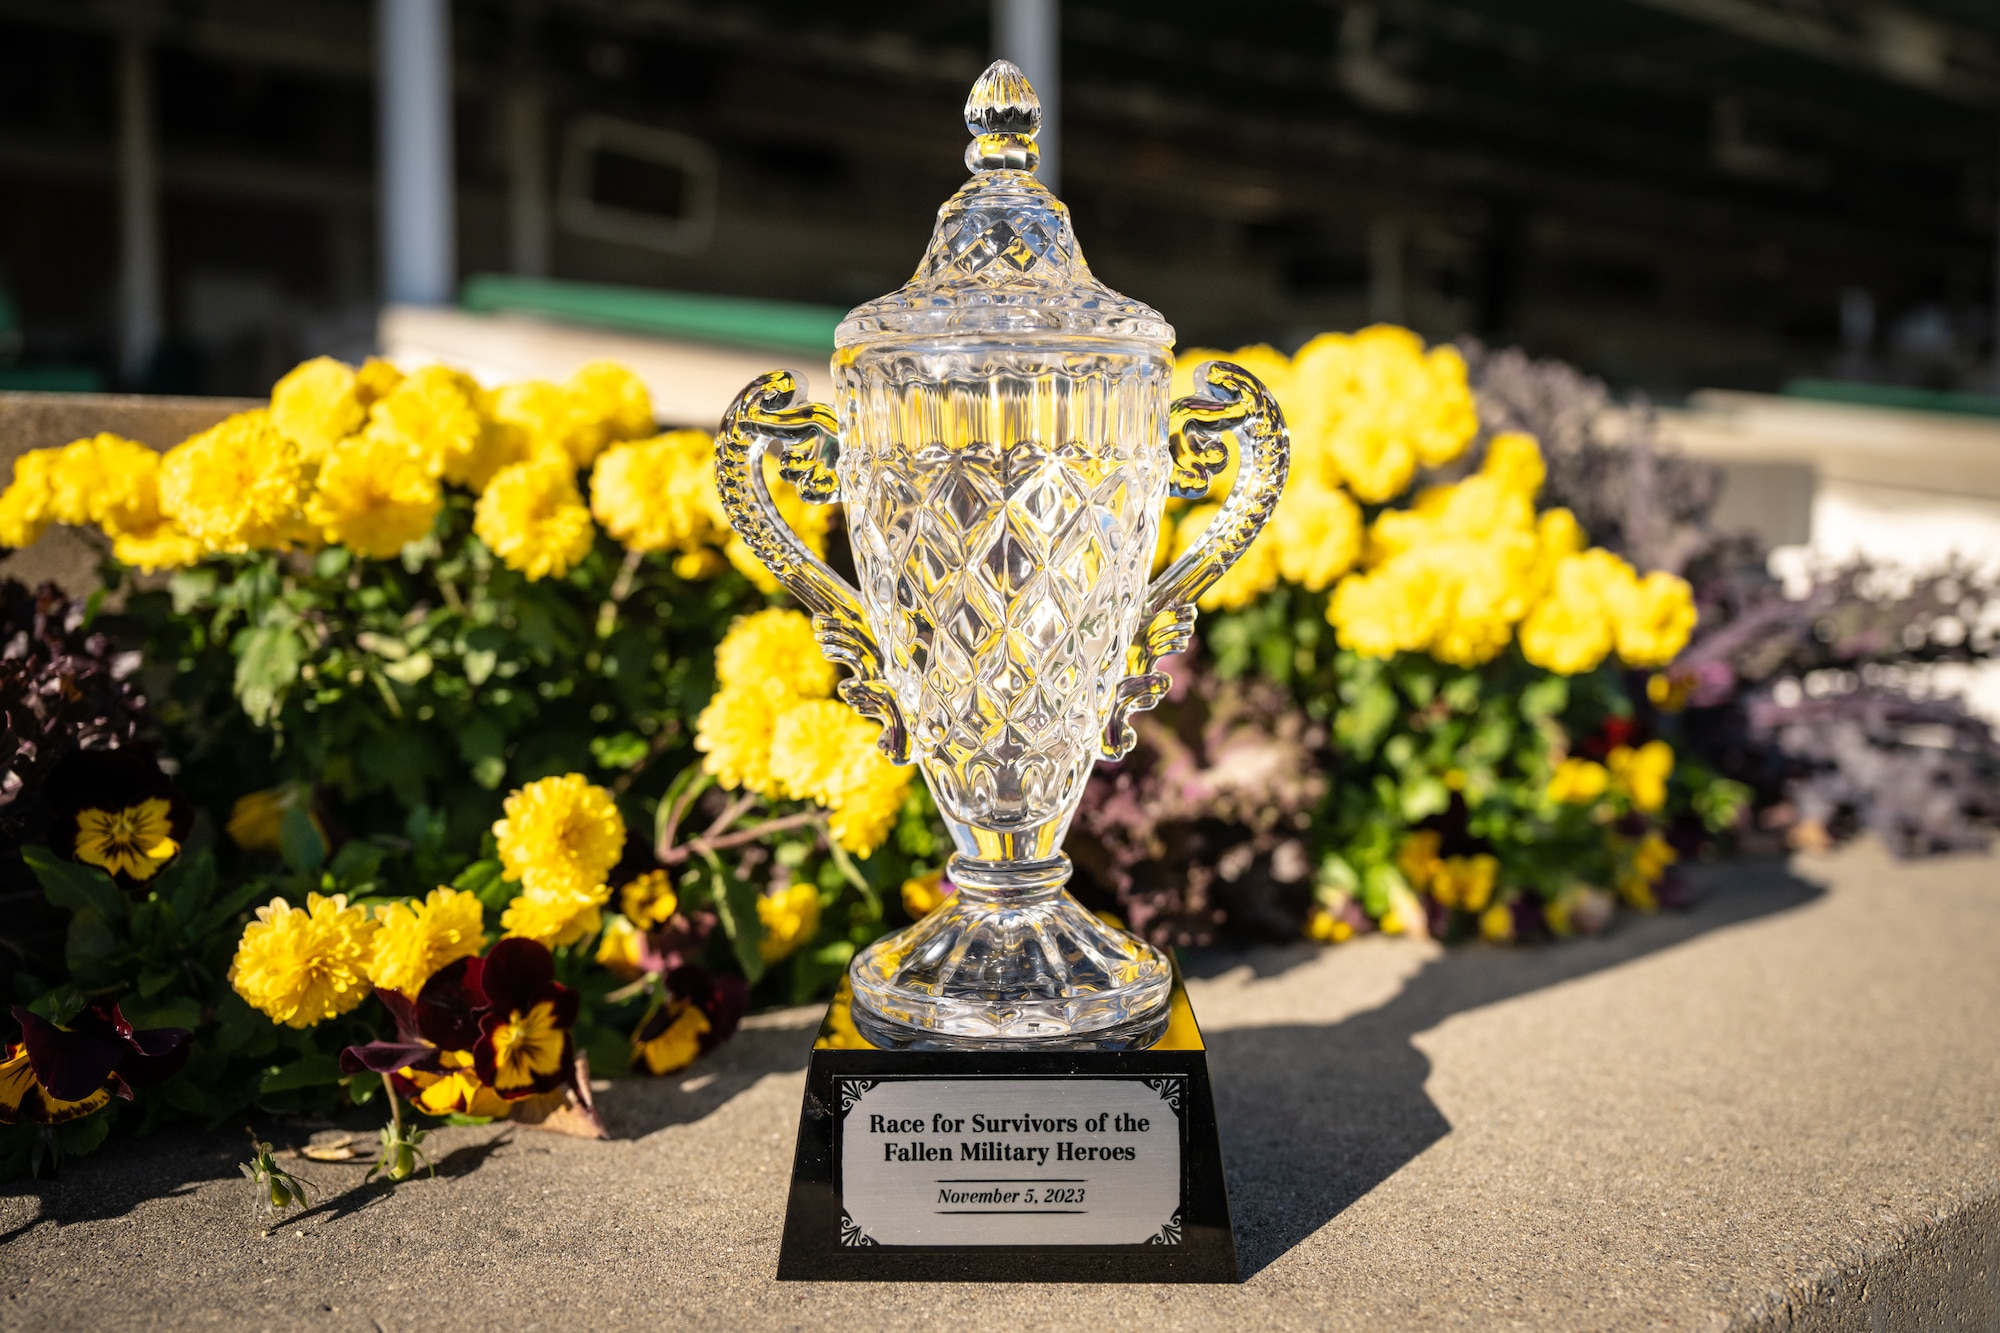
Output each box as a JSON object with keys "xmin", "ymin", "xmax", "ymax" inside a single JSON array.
[
  {"xmin": 459, "ymin": 274, "xmax": 844, "ymax": 357},
  {"xmin": 1782, "ymin": 378, "xmax": 2000, "ymax": 421}
]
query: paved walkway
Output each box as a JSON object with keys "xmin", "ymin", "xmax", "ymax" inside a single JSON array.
[{"xmin": 3, "ymin": 842, "xmax": 1997, "ymax": 1331}]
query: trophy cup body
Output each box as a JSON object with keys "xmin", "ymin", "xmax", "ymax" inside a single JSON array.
[{"xmin": 717, "ymin": 61, "xmax": 1289, "ymax": 1052}]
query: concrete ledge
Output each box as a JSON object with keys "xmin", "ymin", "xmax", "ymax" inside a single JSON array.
[{"xmin": 1, "ymin": 841, "xmax": 1995, "ymax": 1329}]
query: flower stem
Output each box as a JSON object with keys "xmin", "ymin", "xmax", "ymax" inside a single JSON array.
[{"xmin": 382, "ymin": 1073, "xmax": 402, "ymax": 1138}]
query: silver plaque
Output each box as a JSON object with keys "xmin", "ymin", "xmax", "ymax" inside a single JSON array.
[{"xmin": 837, "ymin": 1076, "xmax": 1185, "ymax": 1246}]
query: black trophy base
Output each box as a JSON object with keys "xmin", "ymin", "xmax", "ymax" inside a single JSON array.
[{"xmin": 776, "ymin": 975, "xmax": 1237, "ymax": 1283}]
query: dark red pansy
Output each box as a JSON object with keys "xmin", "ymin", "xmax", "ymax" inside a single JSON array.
[
  {"xmin": 0, "ymin": 1003, "xmax": 190, "ymax": 1124},
  {"xmin": 665, "ymin": 964, "xmax": 748, "ymax": 1055},
  {"xmin": 413, "ymin": 954, "xmax": 488, "ymax": 1052},
  {"xmin": 471, "ymin": 939, "xmax": 578, "ymax": 1099}
]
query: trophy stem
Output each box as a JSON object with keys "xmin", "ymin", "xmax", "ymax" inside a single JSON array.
[{"xmin": 847, "ymin": 849, "xmax": 1174, "ymax": 1052}]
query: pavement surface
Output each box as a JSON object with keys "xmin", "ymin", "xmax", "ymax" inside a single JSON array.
[{"xmin": 2, "ymin": 841, "xmax": 1997, "ymax": 1331}]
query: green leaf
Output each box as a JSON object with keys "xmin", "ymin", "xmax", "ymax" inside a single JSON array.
[
  {"xmin": 280, "ymin": 804, "xmax": 326, "ymax": 878},
  {"xmin": 462, "ymin": 648, "xmax": 499, "ymax": 686},
  {"xmin": 454, "ymin": 859, "xmax": 514, "ymax": 914},
  {"xmin": 381, "ymin": 650, "xmax": 434, "ymax": 684},
  {"xmin": 137, "ymin": 966, "xmax": 178, "ymax": 998},
  {"xmin": 65, "ymin": 908, "xmax": 120, "ymax": 982},
  {"xmin": 458, "ymin": 716, "xmax": 507, "ymax": 790},
  {"xmin": 189, "ymin": 877, "xmax": 273, "ymax": 941},
  {"xmin": 589, "ymin": 731, "xmax": 649, "ymax": 770},
  {"xmin": 234, "ymin": 620, "xmax": 305, "ymax": 725},
  {"xmin": 1400, "ymin": 774, "xmax": 1451, "ymax": 822},
  {"xmin": 21, "ymin": 846, "xmax": 125, "ymax": 922},
  {"xmin": 1520, "ymin": 675, "xmax": 1569, "ymax": 721},
  {"xmin": 122, "ymin": 995, "xmax": 201, "ymax": 1031},
  {"xmin": 55, "ymin": 1107, "xmax": 113, "ymax": 1159},
  {"xmin": 260, "ymin": 1053, "xmax": 344, "ymax": 1094},
  {"xmin": 160, "ymin": 851, "xmax": 217, "ymax": 928},
  {"xmin": 1336, "ymin": 680, "xmax": 1398, "ymax": 760},
  {"xmin": 705, "ymin": 850, "xmax": 765, "ymax": 985}
]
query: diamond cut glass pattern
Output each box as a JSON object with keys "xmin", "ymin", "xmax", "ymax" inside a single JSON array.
[{"xmin": 839, "ymin": 351, "xmax": 1170, "ymax": 840}]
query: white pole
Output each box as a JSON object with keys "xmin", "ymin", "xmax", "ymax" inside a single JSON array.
[
  {"xmin": 378, "ymin": 0, "xmax": 455, "ymax": 306},
  {"xmin": 993, "ymin": 0, "xmax": 1059, "ymax": 191},
  {"xmin": 117, "ymin": 34, "xmax": 161, "ymax": 385}
]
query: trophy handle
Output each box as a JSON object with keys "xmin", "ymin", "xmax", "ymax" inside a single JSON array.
[
  {"xmin": 1101, "ymin": 360, "xmax": 1291, "ymax": 760},
  {"xmin": 715, "ymin": 371, "xmax": 912, "ymax": 764}
]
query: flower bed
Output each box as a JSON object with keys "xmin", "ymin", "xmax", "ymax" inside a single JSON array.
[{"xmin": 0, "ymin": 330, "xmax": 1991, "ymax": 1184}]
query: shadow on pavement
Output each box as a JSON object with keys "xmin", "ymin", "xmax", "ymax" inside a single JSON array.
[
  {"xmin": 594, "ymin": 1019, "xmax": 818, "ymax": 1140},
  {"xmin": 1210, "ymin": 859, "xmax": 1823, "ymax": 1278}
]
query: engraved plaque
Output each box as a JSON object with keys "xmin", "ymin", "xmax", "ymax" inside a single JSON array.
[{"xmin": 837, "ymin": 1077, "xmax": 1184, "ymax": 1247}]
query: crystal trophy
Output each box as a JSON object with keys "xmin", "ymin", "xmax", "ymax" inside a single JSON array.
[{"xmin": 721, "ymin": 61, "xmax": 1286, "ymax": 1281}]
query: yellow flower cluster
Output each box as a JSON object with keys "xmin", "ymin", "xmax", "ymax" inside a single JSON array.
[
  {"xmin": 1160, "ymin": 327, "xmax": 1697, "ymax": 675},
  {"xmin": 228, "ymin": 893, "xmax": 378, "ymax": 1028},
  {"xmin": 229, "ymin": 885, "xmax": 497, "ymax": 1025},
  {"xmin": 494, "ymin": 774, "xmax": 626, "ymax": 947},
  {"xmin": 1327, "ymin": 432, "xmax": 1697, "ymax": 673},
  {"xmin": 757, "ymin": 882, "xmax": 822, "ymax": 963},
  {"xmin": 1177, "ymin": 326, "xmax": 1479, "ymax": 507},
  {"xmin": 0, "ymin": 355, "xmax": 660, "ymax": 580},
  {"xmin": 1545, "ymin": 740, "xmax": 1673, "ymax": 813},
  {"xmin": 694, "ymin": 609, "xmax": 912, "ymax": 856},
  {"xmin": 368, "ymin": 887, "xmax": 488, "ymax": 995},
  {"xmin": 1396, "ymin": 831, "xmax": 1500, "ymax": 913}
]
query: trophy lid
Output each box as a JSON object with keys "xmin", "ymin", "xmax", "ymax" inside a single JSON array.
[{"xmin": 834, "ymin": 61, "xmax": 1175, "ymax": 351}]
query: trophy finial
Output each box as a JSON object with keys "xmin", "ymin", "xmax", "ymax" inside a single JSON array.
[{"xmin": 963, "ymin": 60, "xmax": 1041, "ymax": 173}]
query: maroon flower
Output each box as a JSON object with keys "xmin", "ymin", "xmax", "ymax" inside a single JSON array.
[
  {"xmin": 470, "ymin": 939, "xmax": 578, "ymax": 1099},
  {"xmin": 0, "ymin": 1003, "xmax": 189, "ymax": 1124},
  {"xmin": 631, "ymin": 965, "xmax": 748, "ymax": 1077}
]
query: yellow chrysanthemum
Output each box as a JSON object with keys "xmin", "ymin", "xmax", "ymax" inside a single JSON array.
[
  {"xmin": 1269, "ymin": 475, "xmax": 1363, "ymax": 591},
  {"xmin": 1608, "ymin": 740, "xmax": 1673, "ymax": 813},
  {"xmin": 1432, "ymin": 854, "xmax": 1500, "ymax": 913},
  {"xmin": 1517, "ymin": 549, "xmax": 1630, "ymax": 675},
  {"xmin": 1287, "ymin": 325, "xmax": 1479, "ymax": 503},
  {"xmin": 767, "ymin": 699, "xmax": 913, "ymax": 856},
  {"xmin": 694, "ymin": 685, "xmax": 785, "ymax": 796},
  {"xmin": 565, "ymin": 361, "xmax": 657, "ymax": 458},
  {"xmin": 757, "ymin": 883, "xmax": 822, "ymax": 963},
  {"xmin": 229, "ymin": 893, "xmax": 377, "ymax": 1028},
  {"xmin": 77, "ymin": 435, "xmax": 168, "ymax": 538},
  {"xmin": 1326, "ymin": 437, "xmax": 1553, "ymax": 666},
  {"xmin": 73, "ymin": 798, "xmax": 179, "ymax": 882},
  {"xmin": 43, "ymin": 437, "xmax": 108, "ymax": 526},
  {"xmin": 500, "ymin": 884, "xmax": 610, "ymax": 949},
  {"xmin": 1546, "ymin": 757, "xmax": 1610, "ymax": 805},
  {"xmin": 305, "ymin": 431, "xmax": 442, "ymax": 557},
  {"xmin": 110, "ymin": 520, "xmax": 203, "ymax": 573},
  {"xmin": 1611, "ymin": 571, "xmax": 1699, "ymax": 669},
  {"xmin": 619, "ymin": 869, "xmax": 679, "ymax": 929},
  {"xmin": 588, "ymin": 430, "xmax": 726, "ymax": 556},
  {"xmin": 826, "ymin": 764, "xmax": 912, "ymax": 858},
  {"xmin": 367, "ymin": 887, "xmax": 486, "ymax": 995},
  {"xmin": 354, "ymin": 357, "xmax": 405, "ymax": 406},
  {"xmin": 715, "ymin": 607, "xmax": 839, "ymax": 699},
  {"xmin": 157, "ymin": 410, "xmax": 309, "ymax": 553},
  {"xmin": 270, "ymin": 356, "xmax": 367, "ymax": 461},
  {"xmin": 490, "ymin": 364, "xmax": 655, "ymax": 472},
  {"xmin": 369, "ymin": 363, "xmax": 525, "ymax": 490},
  {"xmin": 493, "ymin": 773, "xmax": 626, "ymax": 898},
  {"xmin": 474, "ymin": 456, "xmax": 596, "ymax": 581},
  {"xmin": 0, "ymin": 449, "xmax": 55, "ymax": 548}
]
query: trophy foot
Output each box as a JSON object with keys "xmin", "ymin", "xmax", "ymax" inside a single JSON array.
[{"xmin": 847, "ymin": 859, "xmax": 1174, "ymax": 1050}]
